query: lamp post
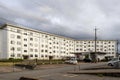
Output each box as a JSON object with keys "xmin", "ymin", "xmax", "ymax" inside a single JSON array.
[{"xmin": 12, "ymin": 47, "xmax": 15, "ymax": 72}]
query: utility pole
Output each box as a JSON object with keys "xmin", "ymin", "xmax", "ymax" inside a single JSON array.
[
  {"xmin": 94, "ymin": 27, "xmax": 97, "ymax": 62},
  {"xmin": 117, "ymin": 40, "xmax": 119, "ymax": 57},
  {"xmin": 12, "ymin": 47, "xmax": 15, "ymax": 72}
]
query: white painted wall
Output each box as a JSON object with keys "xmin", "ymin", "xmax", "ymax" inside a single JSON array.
[{"xmin": 0, "ymin": 28, "xmax": 8, "ymax": 59}]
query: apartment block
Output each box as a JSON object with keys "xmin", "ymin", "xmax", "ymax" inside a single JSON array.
[
  {"xmin": 75, "ymin": 40, "xmax": 116, "ymax": 60},
  {"xmin": 0, "ymin": 24, "xmax": 117, "ymax": 60}
]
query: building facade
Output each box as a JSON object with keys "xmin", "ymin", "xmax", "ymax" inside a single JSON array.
[
  {"xmin": 75, "ymin": 40, "xmax": 116, "ymax": 60},
  {"xmin": 0, "ymin": 24, "xmax": 117, "ymax": 60}
]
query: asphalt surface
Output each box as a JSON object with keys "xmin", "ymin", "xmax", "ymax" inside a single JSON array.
[{"xmin": 0, "ymin": 62, "xmax": 119, "ymax": 80}]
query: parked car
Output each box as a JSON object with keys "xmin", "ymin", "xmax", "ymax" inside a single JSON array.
[
  {"xmin": 65, "ymin": 59, "xmax": 78, "ymax": 65},
  {"xmin": 108, "ymin": 57, "xmax": 120, "ymax": 66},
  {"xmin": 83, "ymin": 58, "xmax": 92, "ymax": 62}
]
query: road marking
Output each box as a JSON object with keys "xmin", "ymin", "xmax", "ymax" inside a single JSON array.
[{"xmin": 63, "ymin": 74, "xmax": 78, "ymax": 77}]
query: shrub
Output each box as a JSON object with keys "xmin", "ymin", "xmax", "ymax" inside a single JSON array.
[{"xmin": 0, "ymin": 59, "xmax": 23, "ymax": 62}]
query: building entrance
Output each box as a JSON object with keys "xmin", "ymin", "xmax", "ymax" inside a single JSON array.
[{"xmin": 23, "ymin": 55, "xmax": 29, "ymax": 59}]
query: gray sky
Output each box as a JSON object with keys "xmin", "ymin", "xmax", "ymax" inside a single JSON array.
[{"xmin": 0, "ymin": 0, "xmax": 120, "ymax": 40}]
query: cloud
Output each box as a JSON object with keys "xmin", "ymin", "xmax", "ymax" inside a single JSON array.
[{"xmin": 0, "ymin": 0, "xmax": 120, "ymax": 40}]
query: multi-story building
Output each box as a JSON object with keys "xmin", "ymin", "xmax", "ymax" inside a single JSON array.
[
  {"xmin": 75, "ymin": 40, "xmax": 116, "ymax": 60},
  {"xmin": 0, "ymin": 24, "xmax": 75, "ymax": 60},
  {"xmin": 0, "ymin": 24, "xmax": 117, "ymax": 60}
]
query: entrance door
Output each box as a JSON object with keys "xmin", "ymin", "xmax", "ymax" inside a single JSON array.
[{"xmin": 23, "ymin": 55, "xmax": 29, "ymax": 59}]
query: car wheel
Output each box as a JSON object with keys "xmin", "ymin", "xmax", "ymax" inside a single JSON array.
[{"xmin": 108, "ymin": 63, "xmax": 113, "ymax": 66}]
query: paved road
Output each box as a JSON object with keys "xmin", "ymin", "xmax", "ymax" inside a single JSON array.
[{"xmin": 0, "ymin": 62, "xmax": 119, "ymax": 80}]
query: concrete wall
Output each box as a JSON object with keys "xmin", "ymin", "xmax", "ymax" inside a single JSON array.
[
  {"xmin": 0, "ymin": 29, "xmax": 2, "ymax": 59},
  {"xmin": 0, "ymin": 28, "xmax": 8, "ymax": 59}
]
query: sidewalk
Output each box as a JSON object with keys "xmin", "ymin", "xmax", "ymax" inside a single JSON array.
[
  {"xmin": 0, "ymin": 64, "xmax": 70, "ymax": 73},
  {"xmin": 68, "ymin": 64, "xmax": 120, "ymax": 77},
  {"xmin": 68, "ymin": 69, "xmax": 120, "ymax": 74}
]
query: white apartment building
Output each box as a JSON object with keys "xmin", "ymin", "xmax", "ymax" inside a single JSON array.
[
  {"xmin": 0, "ymin": 24, "xmax": 117, "ymax": 60},
  {"xmin": 75, "ymin": 40, "xmax": 116, "ymax": 60},
  {"xmin": 0, "ymin": 24, "xmax": 75, "ymax": 60}
]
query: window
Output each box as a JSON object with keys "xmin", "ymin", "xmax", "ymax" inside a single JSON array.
[
  {"xmin": 45, "ymin": 35, "xmax": 48, "ymax": 38},
  {"xmin": 17, "ymin": 41, "xmax": 21, "ymax": 45},
  {"xmin": 24, "ymin": 44, "xmax": 27, "ymax": 47},
  {"xmin": 30, "ymin": 54, "xmax": 33, "ymax": 57},
  {"xmin": 80, "ymin": 49, "xmax": 82, "ymax": 51},
  {"xmin": 45, "ymin": 45, "xmax": 48, "ymax": 48},
  {"xmin": 24, "ymin": 38, "xmax": 27, "ymax": 41},
  {"xmin": 41, "ymin": 55, "xmax": 44, "ymax": 57},
  {"xmin": 17, "ymin": 35, "xmax": 21, "ymax": 39},
  {"xmin": 11, "ymin": 54, "xmax": 14, "ymax": 57},
  {"xmin": 104, "ymin": 50, "xmax": 107, "ymax": 51},
  {"xmin": 109, "ymin": 41, "xmax": 111, "ymax": 43},
  {"xmin": 76, "ymin": 45, "xmax": 79, "ymax": 47},
  {"xmin": 35, "ymin": 44, "xmax": 38, "ymax": 47},
  {"xmin": 17, "ymin": 29, "xmax": 21, "ymax": 33},
  {"xmin": 97, "ymin": 45, "xmax": 99, "ymax": 47},
  {"xmin": 112, "ymin": 45, "xmax": 114, "ymax": 47},
  {"xmin": 53, "ymin": 37, "xmax": 56, "ymax": 39},
  {"xmin": 45, "ymin": 55, "xmax": 48, "ymax": 57},
  {"xmin": 53, "ymin": 50, "xmax": 55, "ymax": 53},
  {"xmin": 24, "ymin": 50, "xmax": 27, "ymax": 52},
  {"xmin": 10, "ymin": 41, "xmax": 15, "ymax": 44},
  {"xmin": 41, "ymin": 45, "xmax": 44, "ymax": 47},
  {"xmin": 10, "ymin": 47, "xmax": 15, "ymax": 51},
  {"xmin": 30, "ymin": 32, "xmax": 33, "ymax": 36},
  {"xmin": 17, "ymin": 54, "xmax": 21, "ymax": 57},
  {"xmin": 30, "ymin": 38, "xmax": 33, "ymax": 41},
  {"xmin": 17, "ymin": 47, "xmax": 21, "ymax": 51},
  {"xmin": 45, "ymin": 50, "xmax": 48, "ymax": 52},
  {"xmin": 24, "ymin": 33, "xmax": 27, "ymax": 35},
  {"xmin": 30, "ymin": 43, "xmax": 33, "ymax": 46},
  {"xmin": 35, "ymin": 38, "xmax": 38, "ymax": 41},
  {"xmin": 10, "ymin": 34, "xmax": 15, "ymax": 38},
  {"xmin": 30, "ymin": 48, "xmax": 33, "ymax": 52},
  {"xmin": 35, "ymin": 54, "xmax": 38, "ymax": 57},
  {"xmin": 35, "ymin": 49, "xmax": 38, "ymax": 52},
  {"xmin": 104, "ymin": 43, "xmax": 107, "ymax": 44},
  {"xmin": 112, "ymin": 49, "xmax": 115, "ymax": 51},
  {"xmin": 76, "ymin": 49, "xmax": 79, "ymax": 51},
  {"xmin": 41, "ymin": 50, "xmax": 44, "ymax": 52},
  {"xmin": 88, "ymin": 45, "xmax": 90, "ymax": 47}
]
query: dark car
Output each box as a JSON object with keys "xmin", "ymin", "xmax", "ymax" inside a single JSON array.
[{"xmin": 83, "ymin": 58, "xmax": 92, "ymax": 62}]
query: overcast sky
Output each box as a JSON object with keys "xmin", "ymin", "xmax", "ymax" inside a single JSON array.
[{"xmin": 0, "ymin": 0, "xmax": 120, "ymax": 40}]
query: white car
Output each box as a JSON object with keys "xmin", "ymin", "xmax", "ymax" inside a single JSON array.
[
  {"xmin": 65, "ymin": 59, "xmax": 78, "ymax": 65},
  {"xmin": 108, "ymin": 57, "xmax": 120, "ymax": 66}
]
